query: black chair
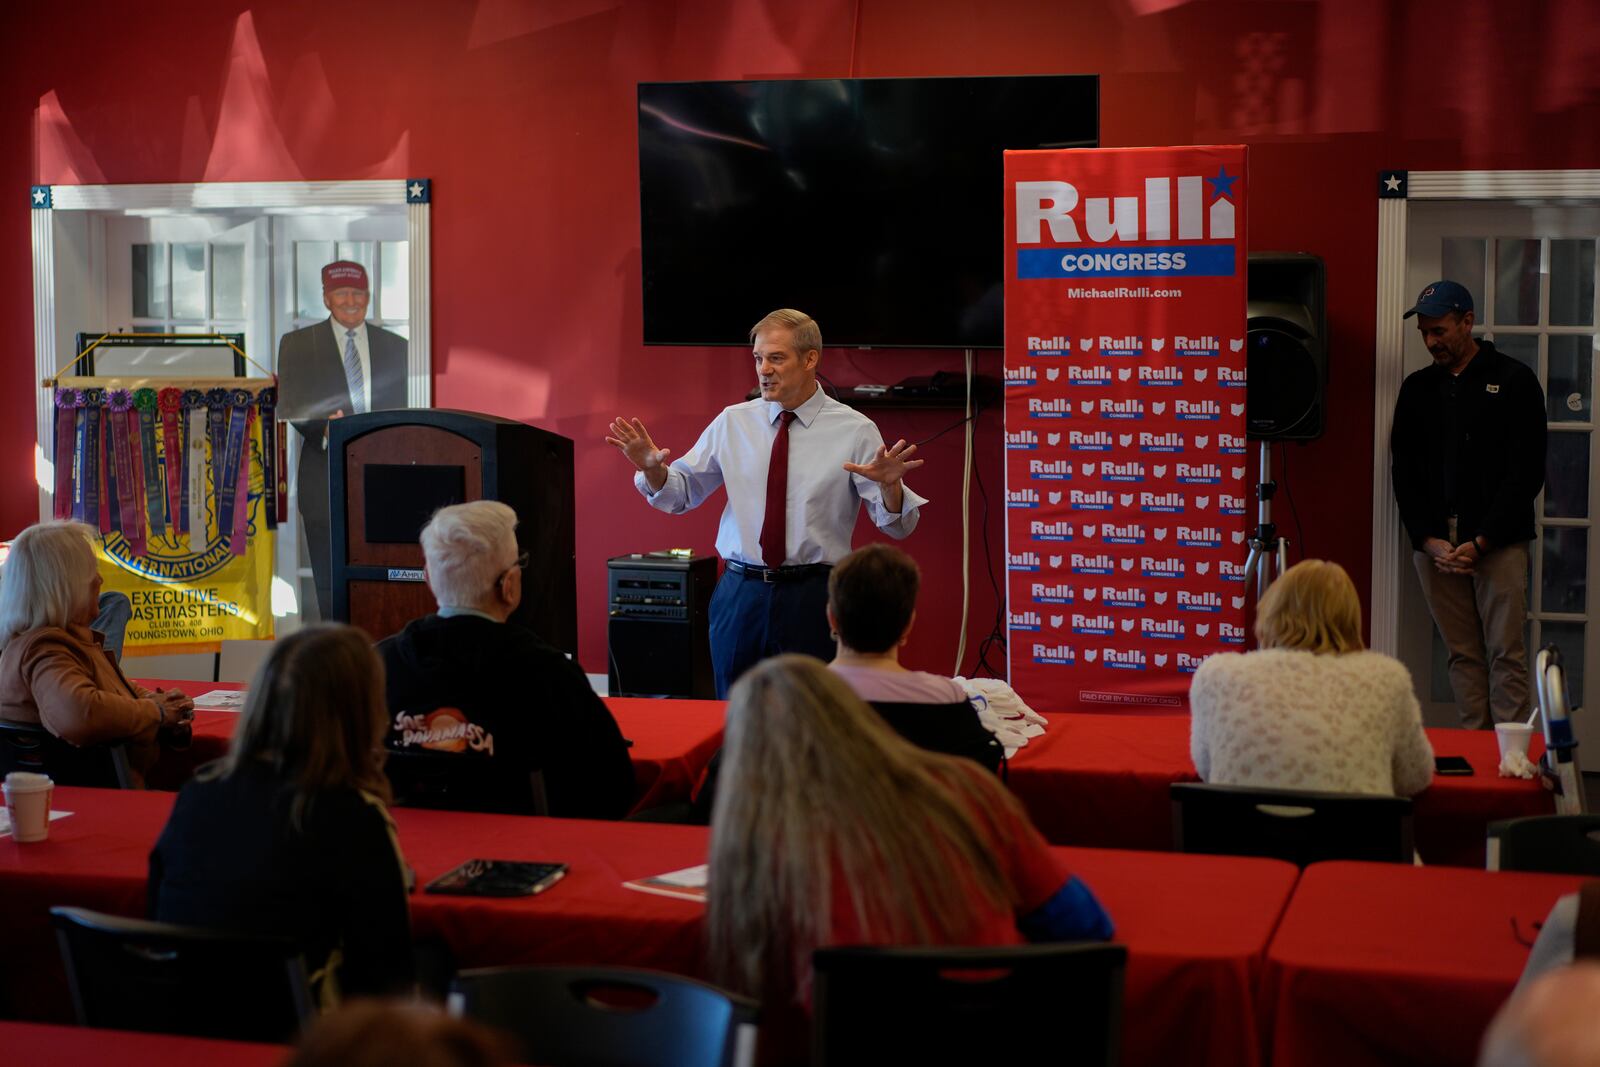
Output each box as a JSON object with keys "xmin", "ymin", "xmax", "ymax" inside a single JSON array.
[
  {"xmin": 384, "ymin": 748, "xmax": 549, "ymax": 816},
  {"xmin": 869, "ymin": 700, "xmax": 1005, "ymax": 775},
  {"xmin": 812, "ymin": 942, "xmax": 1126, "ymax": 1066},
  {"xmin": 1171, "ymin": 782, "xmax": 1414, "ymax": 866},
  {"xmin": 448, "ymin": 965, "xmax": 756, "ymax": 1067},
  {"xmin": 1488, "ymin": 815, "xmax": 1600, "ymax": 874},
  {"xmin": 680, "ymin": 698, "xmax": 1005, "ymax": 826},
  {"xmin": 0, "ymin": 720, "xmax": 132, "ymax": 788},
  {"xmin": 50, "ymin": 906, "xmax": 314, "ymax": 1043}
]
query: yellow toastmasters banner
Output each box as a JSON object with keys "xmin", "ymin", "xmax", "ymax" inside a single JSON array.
[{"xmin": 52, "ymin": 379, "xmax": 285, "ymax": 655}]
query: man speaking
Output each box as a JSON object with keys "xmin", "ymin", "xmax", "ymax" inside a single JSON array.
[{"xmin": 607, "ymin": 309, "xmax": 926, "ymax": 697}]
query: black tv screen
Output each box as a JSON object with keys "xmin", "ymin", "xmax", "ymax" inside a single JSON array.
[{"xmin": 638, "ymin": 75, "xmax": 1098, "ymax": 350}]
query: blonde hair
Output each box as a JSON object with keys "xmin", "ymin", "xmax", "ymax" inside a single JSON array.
[
  {"xmin": 420, "ymin": 501, "xmax": 519, "ymax": 611},
  {"xmin": 208, "ymin": 624, "xmax": 391, "ymax": 828},
  {"xmin": 0, "ymin": 521, "xmax": 99, "ymax": 650},
  {"xmin": 1255, "ymin": 559, "xmax": 1365, "ymax": 654},
  {"xmin": 748, "ymin": 309, "xmax": 822, "ymax": 356},
  {"xmin": 707, "ymin": 655, "xmax": 1019, "ymax": 1007}
]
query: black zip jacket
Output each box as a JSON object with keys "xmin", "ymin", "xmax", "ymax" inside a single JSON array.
[{"xmin": 1390, "ymin": 339, "xmax": 1546, "ymax": 551}]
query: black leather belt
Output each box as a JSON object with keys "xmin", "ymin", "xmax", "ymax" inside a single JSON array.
[{"xmin": 725, "ymin": 560, "xmax": 833, "ymax": 584}]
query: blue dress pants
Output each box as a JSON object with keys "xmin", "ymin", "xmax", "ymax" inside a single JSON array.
[{"xmin": 707, "ymin": 567, "xmax": 834, "ymax": 698}]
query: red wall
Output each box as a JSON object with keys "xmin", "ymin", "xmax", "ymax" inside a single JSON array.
[{"xmin": 3, "ymin": 1, "xmax": 1598, "ymax": 676}]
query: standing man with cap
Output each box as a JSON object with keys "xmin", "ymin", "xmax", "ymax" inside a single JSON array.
[
  {"xmin": 607, "ymin": 308, "xmax": 926, "ymax": 697},
  {"xmin": 278, "ymin": 260, "xmax": 409, "ymax": 618},
  {"xmin": 1391, "ymin": 280, "xmax": 1546, "ymax": 728}
]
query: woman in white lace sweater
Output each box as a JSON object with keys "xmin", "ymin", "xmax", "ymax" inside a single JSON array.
[{"xmin": 1189, "ymin": 559, "xmax": 1434, "ymax": 797}]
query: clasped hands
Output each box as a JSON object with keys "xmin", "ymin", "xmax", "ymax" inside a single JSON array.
[{"xmin": 1423, "ymin": 536, "xmax": 1485, "ymax": 575}]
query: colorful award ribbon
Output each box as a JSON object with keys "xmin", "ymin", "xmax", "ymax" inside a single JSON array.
[
  {"xmin": 134, "ymin": 389, "xmax": 165, "ymax": 541},
  {"xmin": 124, "ymin": 393, "xmax": 149, "ymax": 559},
  {"xmin": 206, "ymin": 388, "xmax": 230, "ymax": 510},
  {"xmin": 106, "ymin": 389, "xmax": 143, "ymax": 557},
  {"xmin": 159, "ymin": 388, "xmax": 183, "ymax": 536},
  {"xmin": 53, "ymin": 389, "xmax": 80, "ymax": 520},
  {"xmin": 256, "ymin": 387, "xmax": 278, "ymax": 529},
  {"xmin": 217, "ymin": 388, "xmax": 252, "ymax": 549},
  {"xmin": 184, "ymin": 391, "xmax": 208, "ymax": 546},
  {"xmin": 229, "ymin": 402, "xmax": 255, "ymax": 556},
  {"xmin": 82, "ymin": 389, "xmax": 106, "ymax": 534},
  {"xmin": 275, "ymin": 418, "xmax": 289, "ymax": 526},
  {"xmin": 180, "ymin": 390, "xmax": 204, "ymax": 537}
]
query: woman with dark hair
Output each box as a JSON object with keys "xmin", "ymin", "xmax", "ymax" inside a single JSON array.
[
  {"xmin": 148, "ymin": 624, "xmax": 413, "ymax": 1003},
  {"xmin": 707, "ymin": 655, "xmax": 1111, "ymax": 1050},
  {"xmin": 825, "ymin": 543, "xmax": 967, "ymax": 703}
]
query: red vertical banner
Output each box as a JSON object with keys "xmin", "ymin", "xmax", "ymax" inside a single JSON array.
[{"xmin": 1003, "ymin": 146, "xmax": 1249, "ymax": 713}]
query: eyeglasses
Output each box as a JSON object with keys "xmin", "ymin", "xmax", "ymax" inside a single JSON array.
[{"xmin": 497, "ymin": 551, "xmax": 530, "ymax": 585}]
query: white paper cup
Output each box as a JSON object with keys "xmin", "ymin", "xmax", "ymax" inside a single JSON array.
[
  {"xmin": 3, "ymin": 771, "xmax": 53, "ymax": 843},
  {"xmin": 1496, "ymin": 722, "xmax": 1536, "ymax": 763}
]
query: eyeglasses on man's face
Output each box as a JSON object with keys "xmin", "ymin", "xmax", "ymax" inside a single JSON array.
[{"xmin": 497, "ymin": 551, "xmax": 530, "ymax": 585}]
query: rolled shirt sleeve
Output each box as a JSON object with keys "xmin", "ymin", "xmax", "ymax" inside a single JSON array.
[
  {"xmin": 849, "ymin": 427, "xmax": 926, "ymax": 539},
  {"xmin": 634, "ymin": 416, "xmax": 727, "ymax": 515}
]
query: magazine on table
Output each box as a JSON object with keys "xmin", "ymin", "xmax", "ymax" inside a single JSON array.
[{"xmin": 622, "ymin": 863, "xmax": 708, "ymax": 902}]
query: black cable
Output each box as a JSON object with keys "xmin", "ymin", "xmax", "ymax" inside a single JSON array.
[
  {"xmin": 1277, "ymin": 441, "xmax": 1306, "ymax": 562},
  {"xmin": 912, "ymin": 399, "xmax": 988, "ymax": 449}
]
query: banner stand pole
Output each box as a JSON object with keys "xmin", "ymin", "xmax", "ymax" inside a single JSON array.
[{"xmin": 1243, "ymin": 439, "xmax": 1289, "ymax": 599}]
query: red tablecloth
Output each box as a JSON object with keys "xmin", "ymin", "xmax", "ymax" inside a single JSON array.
[
  {"xmin": 136, "ymin": 680, "xmax": 725, "ymax": 813},
  {"xmin": 1055, "ymin": 844, "xmax": 1296, "ymax": 1067},
  {"xmin": 1261, "ymin": 860, "xmax": 1583, "ymax": 1067},
  {"xmin": 147, "ymin": 688, "xmax": 1546, "ymax": 865},
  {"xmin": 0, "ymin": 1021, "xmax": 286, "ymax": 1066},
  {"xmin": 0, "ymin": 786, "xmax": 1294, "ymax": 1067},
  {"xmin": 1007, "ymin": 713, "xmax": 1553, "ymax": 865}
]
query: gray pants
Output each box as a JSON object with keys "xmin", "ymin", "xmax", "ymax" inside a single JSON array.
[{"xmin": 1413, "ymin": 543, "xmax": 1530, "ymax": 729}]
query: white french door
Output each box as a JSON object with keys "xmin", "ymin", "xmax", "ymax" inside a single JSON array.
[{"xmin": 1401, "ymin": 203, "xmax": 1600, "ymax": 737}]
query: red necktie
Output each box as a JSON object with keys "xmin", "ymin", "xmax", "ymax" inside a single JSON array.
[{"xmin": 760, "ymin": 410, "xmax": 797, "ymax": 568}]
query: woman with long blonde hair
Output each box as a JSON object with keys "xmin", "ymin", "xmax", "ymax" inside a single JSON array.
[
  {"xmin": 707, "ymin": 655, "xmax": 1111, "ymax": 1023},
  {"xmin": 1188, "ymin": 558, "xmax": 1434, "ymax": 796},
  {"xmin": 148, "ymin": 624, "xmax": 413, "ymax": 1003},
  {"xmin": 0, "ymin": 521, "xmax": 192, "ymax": 785}
]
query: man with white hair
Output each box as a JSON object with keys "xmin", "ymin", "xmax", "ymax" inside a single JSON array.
[{"xmin": 377, "ymin": 500, "xmax": 634, "ymax": 818}]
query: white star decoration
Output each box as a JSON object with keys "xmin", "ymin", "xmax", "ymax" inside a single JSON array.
[
  {"xmin": 32, "ymin": 188, "xmax": 46, "ymax": 204},
  {"xmin": 408, "ymin": 181, "xmax": 425, "ymax": 200},
  {"xmin": 1383, "ymin": 175, "xmax": 1402, "ymax": 192}
]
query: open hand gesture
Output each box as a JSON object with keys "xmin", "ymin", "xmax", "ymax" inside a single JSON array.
[
  {"xmin": 843, "ymin": 439, "xmax": 923, "ymax": 486},
  {"xmin": 605, "ymin": 418, "xmax": 672, "ymax": 482}
]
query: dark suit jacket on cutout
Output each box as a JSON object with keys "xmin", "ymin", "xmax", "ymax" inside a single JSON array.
[{"xmin": 276, "ymin": 319, "xmax": 408, "ymax": 613}]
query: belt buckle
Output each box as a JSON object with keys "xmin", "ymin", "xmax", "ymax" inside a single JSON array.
[{"xmin": 762, "ymin": 566, "xmax": 778, "ymax": 584}]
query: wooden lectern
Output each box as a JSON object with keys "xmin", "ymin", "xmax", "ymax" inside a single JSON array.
[{"xmin": 327, "ymin": 410, "xmax": 576, "ymax": 655}]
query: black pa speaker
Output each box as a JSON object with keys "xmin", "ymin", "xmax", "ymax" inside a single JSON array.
[
  {"xmin": 1246, "ymin": 252, "xmax": 1326, "ymax": 441},
  {"xmin": 606, "ymin": 553, "xmax": 718, "ymax": 698}
]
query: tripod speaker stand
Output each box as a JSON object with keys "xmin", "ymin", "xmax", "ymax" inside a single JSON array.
[{"xmin": 1241, "ymin": 440, "xmax": 1289, "ymax": 599}]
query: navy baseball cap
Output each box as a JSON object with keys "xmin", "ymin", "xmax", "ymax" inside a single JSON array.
[{"xmin": 1403, "ymin": 280, "xmax": 1474, "ymax": 319}]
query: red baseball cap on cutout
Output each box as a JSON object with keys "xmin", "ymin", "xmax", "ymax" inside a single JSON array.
[{"xmin": 321, "ymin": 260, "xmax": 369, "ymax": 292}]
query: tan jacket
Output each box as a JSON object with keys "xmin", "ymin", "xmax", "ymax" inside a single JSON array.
[{"xmin": 0, "ymin": 624, "xmax": 162, "ymax": 785}]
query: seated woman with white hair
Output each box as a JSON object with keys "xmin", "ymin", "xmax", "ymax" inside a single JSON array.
[
  {"xmin": 1188, "ymin": 558, "xmax": 1434, "ymax": 797},
  {"xmin": 0, "ymin": 521, "xmax": 192, "ymax": 785}
]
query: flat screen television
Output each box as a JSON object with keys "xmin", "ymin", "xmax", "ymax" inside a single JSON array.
[{"xmin": 638, "ymin": 75, "xmax": 1099, "ymax": 350}]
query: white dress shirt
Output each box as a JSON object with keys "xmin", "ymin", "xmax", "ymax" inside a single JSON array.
[
  {"xmin": 327, "ymin": 317, "xmax": 372, "ymax": 414},
  {"xmin": 635, "ymin": 384, "xmax": 926, "ymax": 566}
]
